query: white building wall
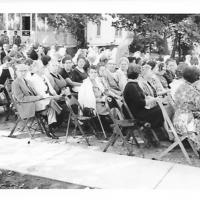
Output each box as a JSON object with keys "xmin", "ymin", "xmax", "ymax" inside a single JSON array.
[{"xmin": 87, "ymin": 15, "xmax": 128, "ymax": 47}]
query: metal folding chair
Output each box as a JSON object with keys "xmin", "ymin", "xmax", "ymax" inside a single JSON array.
[
  {"xmin": 122, "ymin": 97, "xmax": 160, "ymax": 148},
  {"xmin": 156, "ymin": 98, "xmax": 199, "ymax": 164},
  {"xmin": 103, "ymin": 96, "xmax": 139, "ymax": 155},
  {"xmin": 8, "ymin": 95, "xmax": 49, "ymax": 143},
  {"xmin": 65, "ymin": 94, "xmax": 99, "ymax": 146}
]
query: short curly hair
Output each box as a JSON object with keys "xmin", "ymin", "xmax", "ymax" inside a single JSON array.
[
  {"xmin": 182, "ymin": 66, "xmax": 200, "ymax": 83},
  {"xmin": 175, "ymin": 62, "xmax": 188, "ymax": 79},
  {"xmin": 127, "ymin": 64, "xmax": 141, "ymax": 80}
]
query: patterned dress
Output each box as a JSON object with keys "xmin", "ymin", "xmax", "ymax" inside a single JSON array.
[{"xmin": 173, "ymin": 81, "xmax": 200, "ymax": 150}]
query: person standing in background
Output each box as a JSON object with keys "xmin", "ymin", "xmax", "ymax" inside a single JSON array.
[
  {"xmin": 13, "ymin": 31, "xmax": 21, "ymax": 47},
  {"xmin": 2, "ymin": 31, "xmax": 9, "ymax": 45}
]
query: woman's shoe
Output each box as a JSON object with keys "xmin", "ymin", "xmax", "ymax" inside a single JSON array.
[{"xmin": 49, "ymin": 133, "xmax": 59, "ymax": 139}]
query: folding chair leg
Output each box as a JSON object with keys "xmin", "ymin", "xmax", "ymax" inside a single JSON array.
[
  {"xmin": 151, "ymin": 129, "xmax": 160, "ymax": 146},
  {"xmin": 65, "ymin": 113, "xmax": 71, "ymax": 143},
  {"xmin": 21, "ymin": 118, "xmax": 31, "ymax": 132},
  {"xmin": 138, "ymin": 126, "xmax": 149, "ymax": 147},
  {"xmin": 96, "ymin": 113, "xmax": 107, "ymax": 139},
  {"xmin": 35, "ymin": 116, "xmax": 45, "ymax": 135},
  {"xmin": 151, "ymin": 129, "xmax": 159, "ymax": 142},
  {"xmin": 123, "ymin": 128, "xmax": 140, "ymax": 148},
  {"xmin": 87, "ymin": 120, "xmax": 97, "ymax": 136},
  {"xmin": 157, "ymin": 99, "xmax": 192, "ymax": 164},
  {"xmin": 26, "ymin": 118, "xmax": 36, "ymax": 139},
  {"xmin": 8, "ymin": 117, "xmax": 21, "ymax": 137},
  {"xmin": 103, "ymin": 132, "xmax": 117, "ymax": 152},
  {"xmin": 5, "ymin": 107, "xmax": 11, "ymax": 121},
  {"xmin": 157, "ymin": 136, "xmax": 192, "ymax": 164},
  {"xmin": 111, "ymin": 134, "xmax": 119, "ymax": 146},
  {"xmin": 76, "ymin": 120, "xmax": 90, "ymax": 146},
  {"xmin": 132, "ymin": 129, "xmax": 140, "ymax": 148},
  {"xmin": 113, "ymin": 127, "xmax": 133, "ymax": 155},
  {"xmin": 39, "ymin": 117, "xmax": 53, "ymax": 138},
  {"xmin": 188, "ymin": 139, "xmax": 199, "ymax": 158},
  {"xmin": 72, "ymin": 122, "xmax": 77, "ymax": 138}
]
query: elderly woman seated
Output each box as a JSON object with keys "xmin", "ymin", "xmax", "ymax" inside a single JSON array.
[
  {"xmin": 42, "ymin": 55, "xmax": 69, "ymax": 95},
  {"xmin": 27, "ymin": 60, "xmax": 66, "ymax": 133},
  {"xmin": 12, "ymin": 64, "xmax": 61, "ymax": 139},
  {"xmin": 163, "ymin": 58, "xmax": 177, "ymax": 85},
  {"xmin": 170, "ymin": 62, "xmax": 188, "ymax": 101},
  {"xmin": 141, "ymin": 64, "xmax": 169, "ymax": 97},
  {"xmin": 96, "ymin": 62, "xmax": 122, "ymax": 101},
  {"xmin": 78, "ymin": 65, "xmax": 112, "ymax": 133},
  {"xmin": 123, "ymin": 64, "xmax": 164, "ymax": 130},
  {"xmin": 173, "ymin": 66, "xmax": 200, "ymax": 153},
  {"xmin": 115, "ymin": 57, "xmax": 129, "ymax": 92},
  {"xmin": 103, "ymin": 60, "xmax": 122, "ymax": 97},
  {"xmin": 154, "ymin": 62, "xmax": 169, "ymax": 89}
]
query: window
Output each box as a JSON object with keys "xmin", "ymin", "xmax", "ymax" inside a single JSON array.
[
  {"xmin": 115, "ymin": 28, "xmax": 122, "ymax": 38},
  {"xmin": 22, "ymin": 16, "xmax": 30, "ymax": 30},
  {"xmin": 96, "ymin": 22, "xmax": 101, "ymax": 36}
]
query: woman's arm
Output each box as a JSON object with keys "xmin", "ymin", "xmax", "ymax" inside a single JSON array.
[{"xmin": 65, "ymin": 77, "xmax": 81, "ymax": 86}]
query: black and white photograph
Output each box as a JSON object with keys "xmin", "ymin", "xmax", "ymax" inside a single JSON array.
[{"xmin": 0, "ymin": 0, "xmax": 200, "ymax": 195}]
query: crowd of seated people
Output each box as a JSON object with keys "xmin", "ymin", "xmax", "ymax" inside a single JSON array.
[{"xmin": 2, "ymin": 42, "xmax": 200, "ymax": 153}]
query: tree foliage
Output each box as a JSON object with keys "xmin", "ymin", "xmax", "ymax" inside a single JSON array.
[
  {"xmin": 111, "ymin": 14, "xmax": 200, "ymax": 58},
  {"xmin": 39, "ymin": 13, "xmax": 103, "ymax": 48}
]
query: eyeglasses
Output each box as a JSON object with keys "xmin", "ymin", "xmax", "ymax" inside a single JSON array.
[{"xmin": 65, "ymin": 61, "xmax": 72, "ymax": 64}]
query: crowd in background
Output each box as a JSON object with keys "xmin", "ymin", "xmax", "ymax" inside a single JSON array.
[{"xmin": 1, "ymin": 39, "xmax": 200, "ymax": 153}]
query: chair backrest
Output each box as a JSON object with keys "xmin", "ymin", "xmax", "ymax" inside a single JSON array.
[
  {"xmin": 9, "ymin": 93, "xmax": 19, "ymax": 115},
  {"xmin": 65, "ymin": 94, "xmax": 82, "ymax": 116},
  {"xmin": 121, "ymin": 97, "xmax": 135, "ymax": 120},
  {"xmin": 157, "ymin": 98, "xmax": 177, "ymax": 136},
  {"xmin": 5, "ymin": 78, "xmax": 13, "ymax": 94},
  {"xmin": 105, "ymin": 96, "xmax": 124, "ymax": 122}
]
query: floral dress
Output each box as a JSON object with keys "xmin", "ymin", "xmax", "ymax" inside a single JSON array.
[{"xmin": 173, "ymin": 81, "xmax": 200, "ymax": 150}]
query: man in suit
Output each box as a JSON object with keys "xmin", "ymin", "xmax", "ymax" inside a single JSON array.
[
  {"xmin": 2, "ymin": 31, "xmax": 9, "ymax": 45},
  {"xmin": 1, "ymin": 44, "xmax": 10, "ymax": 64},
  {"xmin": 12, "ymin": 64, "xmax": 60, "ymax": 139},
  {"xmin": 13, "ymin": 31, "xmax": 21, "ymax": 47}
]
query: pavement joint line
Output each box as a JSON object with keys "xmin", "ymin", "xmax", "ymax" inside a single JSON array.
[{"xmin": 153, "ymin": 163, "xmax": 175, "ymax": 189}]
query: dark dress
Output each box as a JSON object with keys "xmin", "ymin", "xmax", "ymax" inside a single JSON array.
[
  {"xmin": 123, "ymin": 81, "xmax": 164, "ymax": 128},
  {"xmin": 59, "ymin": 68, "xmax": 71, "ymax": 80},
  {"xmin": 71, "ymin": 67, "xmax": 88, "ymax": 83}
]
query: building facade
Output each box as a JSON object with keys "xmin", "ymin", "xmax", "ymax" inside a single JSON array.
[{"xmin": 86, "ymin": 15, "xmax": 129, "ymax": 47}]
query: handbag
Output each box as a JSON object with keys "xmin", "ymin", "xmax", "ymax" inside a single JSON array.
[{"xmin": 82, "ymin": 107, "xmax": 96, "ymax": 117}]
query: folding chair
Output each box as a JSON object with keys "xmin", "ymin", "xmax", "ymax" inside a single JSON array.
[
  {"xmin": 65, "ymin": 94, "xmax": 99, "ymax": 146},
  {"xmin": 3, "ymin": 79, "xmax": 14, "ymax": 121},
  {"xmin": 122, "ymin": 97, "xmax": 160, "ymax": 148},
  {"xmin": 69, "ymin": 92, "xmax": 107, "ymax": 138},
  {"xmin": 0, "ymin": 85, "xmax": 11, "ymax": 121},
  {"xmin": 156, "ymin": 98, "xmax": 199, "ymax": 164},
  {"xmin": 8, "ymin": 95, "xmax": 49, "ymax": 143},
  {"xmin": 103, "ymin": 96, "xmax": 139, "ymax": 155}
]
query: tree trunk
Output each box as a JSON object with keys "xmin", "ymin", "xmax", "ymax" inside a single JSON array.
[
  {"xmin": 163, "ymin": 32, "xmax": 169, "ymax": 55},
  {"xmin": 178, "ymin": 33, "xmax": 181, "ymax": 60},
  {"xmin": 171, "ymin": 31, "xmax": 178, "ymax": 58},
  {"xmin": 149, "ymin": 43, "xmax": 152, "ymax": 55}
]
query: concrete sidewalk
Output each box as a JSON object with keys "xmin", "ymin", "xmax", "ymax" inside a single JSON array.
[{"xmin": 0, "ymin": 135, "xmax": 200, "ymax": 189}]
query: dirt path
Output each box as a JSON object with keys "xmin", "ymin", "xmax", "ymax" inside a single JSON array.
[{"xmin": 0, "ymin": 169, "xmax": 93, "ymax": 189}]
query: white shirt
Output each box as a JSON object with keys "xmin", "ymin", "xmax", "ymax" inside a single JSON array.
[
  {"xmin": 170, "ymin": 78, "xmax": 185, "ymax": 100},
  {"xmin": 28, "ymin": 74, "xmax": 57, "ymax": 98}
]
